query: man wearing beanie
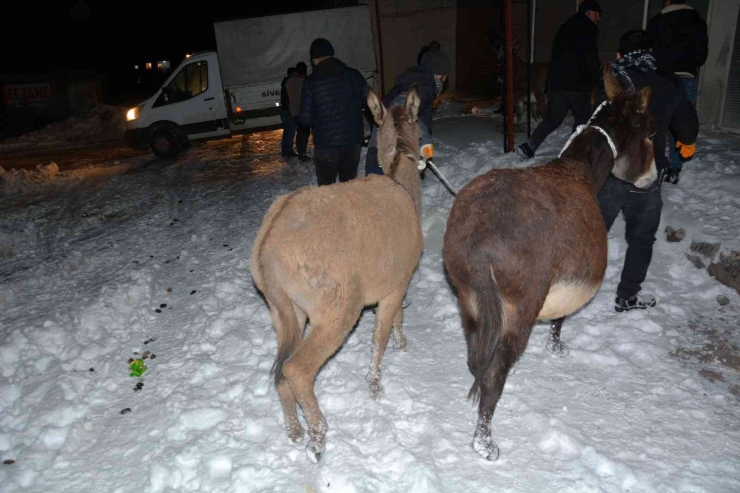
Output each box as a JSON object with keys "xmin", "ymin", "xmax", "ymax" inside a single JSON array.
[
  {"xmin": 298, "ymin": 38, "xmax": 368, "ymax": 185},
  {"xmin": 517, "ymin": 0, "xmax": 604, "ymax": 160},
  {"xmin": 365, "ymin": 44, "xmax": 451, "ymax": 176}
]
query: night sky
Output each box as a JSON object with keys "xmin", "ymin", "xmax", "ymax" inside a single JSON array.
[{"xmin": 3, "ymin": 0, "xmax": 338, "ymax": 75}]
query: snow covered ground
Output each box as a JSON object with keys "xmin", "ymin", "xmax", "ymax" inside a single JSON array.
[{"xmin": 1, "ymin": 114, "xmax": 739, "ymax": 493}]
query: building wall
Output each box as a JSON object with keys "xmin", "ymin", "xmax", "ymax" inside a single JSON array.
[
  {"xmin": 367, "ymin": 0, "xmax": 457, "ymax": 93},
  {"xmin": 698, "ymin": 0, "xmax": 740, "ymax": 125}
]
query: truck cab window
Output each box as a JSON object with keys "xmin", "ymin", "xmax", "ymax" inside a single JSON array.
[{"xmin": 159, "ymin": 61, "xmax": 208, "ymax": 105}]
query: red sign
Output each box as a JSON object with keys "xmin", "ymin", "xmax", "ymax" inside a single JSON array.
[{"xmin": 2, "ymin": 83, "xmax": 57, "ymax": 107}]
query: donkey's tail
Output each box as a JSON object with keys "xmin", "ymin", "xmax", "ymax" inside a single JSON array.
[
  {"xmin": 268, "ymin": 286, "xmax": 303, "ymax": 388},
  {"xmin": 468, "ymin": 266, "xmax": 505, "ymax": 401}
]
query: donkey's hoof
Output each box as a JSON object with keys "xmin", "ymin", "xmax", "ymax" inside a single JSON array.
[
  {"xmin": 286, "ymin": 424, "xmax": 305, "ymax": 444},
  {"xmin": 306, "ymin": 439, "xmax": 325, "ymax": 464},
  {"xmin": 546, "ymin": 338, "xmax": 569, "ymax": 357},
  {"xmin": 392, "ymin": 332, "xmax": 408, "ymax": 351},
  {"xmin": 472, "ymin": 434, "xmax": 500, "ymax": 461},
  {"xmin": 369, "ymin": 380, "xmax": 385, "ymax": 400}
]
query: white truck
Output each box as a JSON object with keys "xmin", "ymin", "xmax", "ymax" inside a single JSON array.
[{"xmin": 125, "ymin": 6, "xmax": 378, "ymax": 157}]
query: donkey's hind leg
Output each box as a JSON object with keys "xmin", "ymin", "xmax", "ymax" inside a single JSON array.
[
  {"xmin": 474, "ymin": 310, "xmax": 535, "ymax": 461},
  {"xmin": 546, "ymin": 317, "xmax": 568, "ymax": 356},
  {"xmin": 391, "ymin": 300, "xmax": 407, "ymax": 352},
  {"xmin": 271, "ymin": 303, "xmax": 306, "ymax": 443},
  {"xmin": 283, "ymin": 301, "xmax": 362, "ymax": 463},
  {"xmin": 368, "ymin": 288, "xmax": 406, "ymax": 399}
]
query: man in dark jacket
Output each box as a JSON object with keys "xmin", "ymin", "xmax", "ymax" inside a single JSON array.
[
  {"xmin": 365, "ymin": 44, "xmax": 451, "ymax": 176},
  {"xmin": 299, "ymin": 38, "xmax": 368, "ymax": 186},
  {"xmin": 517, "ymin": 0, "xmax": 603, "ymax": 160},
  {"xmin": 280, "ymin": 67, "xmax": 297, "ymax": 157},
  {"xmin": 600, "ymin": 30, "xmax": 698, "ymax": 312},
  {"xmin": 647, "ymin": 0, "xmax": 708, "ymax": 184}
]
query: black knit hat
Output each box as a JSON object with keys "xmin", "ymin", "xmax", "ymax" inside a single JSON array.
[
  {"xmin": 310, "ymin": 38, "xmax": 335, "ymax": 59},
  {"xmin": 420, "ymin": 46, "xmax": 451, "ymax": 76},
  {"xmin": 578, "ymin": 0, "xmax": 604, "ymax": 15}
]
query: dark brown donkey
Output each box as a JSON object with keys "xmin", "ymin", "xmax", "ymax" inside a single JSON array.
[
  {"xmin": 442, "ymin": 64, "xmax": 657, "ymax": 461},
  {"xmin": 250, "ymin": 88, "xmax": 423, "ymax": 463}
]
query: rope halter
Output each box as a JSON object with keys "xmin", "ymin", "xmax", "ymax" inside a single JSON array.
[{"xmin": 558, "ymin": 100, "xmax": 618, "ymax": 159}]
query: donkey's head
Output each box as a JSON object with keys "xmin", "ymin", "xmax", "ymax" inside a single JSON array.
[
  {"xmin": 595, "ymin": 62, "xmax": 658, "ymax": 189},
  {"xmin": 367, "ymin": 86, "xmax": 422, "ymax": 178}
]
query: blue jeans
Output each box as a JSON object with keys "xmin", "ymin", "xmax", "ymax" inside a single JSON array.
[
  {"xmin": 668, "ymin": 77, "xmax": 697, "ymax": 171},
  {"xmin": 280, "ymin": 111, "xmax": 296, "ymax": 156},
  {"xmin": 597, "ymin": 175, "xmax": 663, "ymax": 300}
]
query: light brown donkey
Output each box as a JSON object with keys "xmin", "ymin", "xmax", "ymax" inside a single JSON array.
[{"xmin": 250, "ymin": 87, "xmax": 424, "ymax": 463}]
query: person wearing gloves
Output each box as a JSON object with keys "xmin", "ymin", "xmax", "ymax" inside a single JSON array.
[
  {"xmin": 364, "ymin": 44, "xmax": 451, "ymax": 176},
  {"xmin": 600, "ymin": 30, "xmax": 698, "ymax": 313},
  {"xmin": 647, "ymin": 0, "xmax": 708, "ymax": 184}
]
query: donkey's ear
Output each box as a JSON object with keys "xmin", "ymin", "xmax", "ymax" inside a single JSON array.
[
  {"xmin": 637, "ymin": 86, "xmax": 652, "ymax": 113},
  {"xmin": 404, "ymin": 85, "xmax": 421, "ymax": 124},
  {"xmin": 367, "ymin": 88, "xmax": 387, "ymax": 126},
  {"xmin": 603, "ymin": 61, "xmax": 622, "ymax": 101}
]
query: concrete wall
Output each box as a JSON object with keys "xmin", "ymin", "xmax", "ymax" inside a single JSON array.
[
  {"xmin": 367, "ymin": 0, "xmax": 457, "ymax": 93},
  {"xmin": 698, "ymin": 0, "xmax": 740, "ymax": 126}
]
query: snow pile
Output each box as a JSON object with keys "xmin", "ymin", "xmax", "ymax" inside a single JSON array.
[
  {"xmin": 0, "ymin": 105, "xmax": 126, "ymax": 150},
  {"xmin": 0, "ymin": 162, "xmax": 133, "ymax": 194}
]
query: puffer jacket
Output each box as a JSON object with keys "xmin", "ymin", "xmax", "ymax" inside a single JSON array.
[
  {"xmin": 299, "ymin": 57, "xmax": 367, "ymax": 148},
  {"xmin": 382, "ymin": 65, "xmax": 438, "ymax": 146},
  {"xmin": 647, "ymin": 4, "xmax": 708, "ymax": 76}
]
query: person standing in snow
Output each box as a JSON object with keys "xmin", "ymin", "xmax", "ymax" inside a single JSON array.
[
  {"xmin": 647, "ymin": 0, "xmax": 708, "ymax": 185},
  {"xmin": 601, "ymin": 30, "xmax": 698, "ymax": 312},
  {"xmin": 365, "ymin": 44, "xmax": 451, "ymax": 176},
  {"xmin": 286, "ymin": 62, "xmax": 311, "ymax": 162},
  {"xmin": 299, "ymin": 38, "xmax": 368, "ymax": 186},
  {"xmin": 517, "ymin": 0, "xmax": 604, "ymax": 160},
  {"xmin": 280, "ymin": 67, "xmax": 298, "ymax": 157}
]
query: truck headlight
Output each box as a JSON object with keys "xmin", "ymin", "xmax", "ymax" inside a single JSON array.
[{"xmin": 126, "ymin": 104, "xmax": 144, "ymax": 122}]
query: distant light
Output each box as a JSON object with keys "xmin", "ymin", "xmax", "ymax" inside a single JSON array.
[
  {"xmin": 145, "ymin": 62, "xmax": 152, "ymax": 70},
  {"xmin": 134, "ymin": 65, "xmax": 139, "ymax": 70},
  {"xmin": 185, "ymin": 54, "xmax": 192, "ymax": 59},
  {"xmin": 236, "ymin": 106, "xmax": 242, "ymax": 112},
  {"xmin": 275, "ymin": 102, "xmax": 279, "ymax": 107}
]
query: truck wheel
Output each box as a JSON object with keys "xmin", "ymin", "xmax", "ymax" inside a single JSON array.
[{"xmin": 150, "ymin": 128, "xmax": 182, "ymax": 158}]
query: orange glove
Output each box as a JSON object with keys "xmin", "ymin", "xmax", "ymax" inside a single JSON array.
[
  {"xmin": 676, "ymin": 141, "xmax": 696, "ymax": 159},
  {"xmin": 421, "ymin": 144, "xmax": 434, "ymax": 161}
]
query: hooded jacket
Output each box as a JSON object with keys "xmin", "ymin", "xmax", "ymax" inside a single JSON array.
[{"xmin": 647, "ymin": 4, "xmax": 708, "ymax": 76}]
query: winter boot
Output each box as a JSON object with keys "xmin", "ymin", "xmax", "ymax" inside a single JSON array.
[
  {"xmin": 614, "ymin": 294, "xmax": 657, "ymax": 312},
  {"xmin": 517, "ymin": 142, "xmax": 535, "ymax": 160},
  {"xmin": 664, "ymin": 169, "xmax": 680, "ymax": 185}
]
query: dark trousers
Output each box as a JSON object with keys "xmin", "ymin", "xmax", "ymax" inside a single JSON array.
[
  {"xmin": 280, "ymin": 111, "xmax": 296, "ymax": 156},
  {"xmin": 294, "ymin": 117, "xmax": 310, "ymax": 156},
  {"xmin": 597, "ymin": 175, "xmax": 663, "ymax": 300},
  {"xmin": 528, "ymin": 90, "xmax": 592, "ymax": 151},
  {"xmin": 314, "ymin": 146, "xmax": 361, "ymax": 186},
  {"xmin": 364, "ymin": 127, "xmax": 384, "ymax": 176}
]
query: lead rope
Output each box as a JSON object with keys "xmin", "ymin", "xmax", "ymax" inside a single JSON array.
[
  {"xmin": 415, "ymin": 156, "xmax": 458, "ymax": 196},
  {"xmin": 558, "ymin": 100, "xmax": 618, "ymax": 159}
]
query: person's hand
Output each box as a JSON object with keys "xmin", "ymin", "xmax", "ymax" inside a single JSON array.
[
  {"xmin": 676, "ymin": 141, "xmax": 696, "ymax": 159},
  {"xmin": 421, "ymin": 144, "xmax": 434, "ymax": 161}
]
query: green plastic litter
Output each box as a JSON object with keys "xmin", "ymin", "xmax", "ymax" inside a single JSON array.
[{"xmin": 129, "ymin": 359, "xmax": 147, "ymax": 377}]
